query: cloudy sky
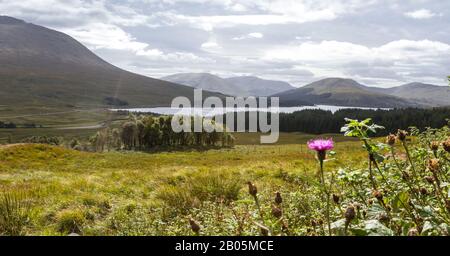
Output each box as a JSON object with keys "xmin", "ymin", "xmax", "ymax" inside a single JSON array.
[{"xmin": 1, "ymin": 0, "xmax": 449, "ymax": 87}]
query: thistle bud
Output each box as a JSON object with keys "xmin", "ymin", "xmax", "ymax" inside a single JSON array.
[
  {"xmin": 386, "ymin": 134, "xmax": 396, "ymax": 146},
  {"xmin": 386, "ymin": 205, "xmax": 392, "ymax": 212},
  {"xmin": 428, "ymin": 159, "xmax": 440, "ymax": 173},
  {"xmin": 310, "ymin": 220, "xmax": 317, "ymax": 228},
  {"xmin": 332, "ymin": 194, "xmax": 340, "ymax": 204},
  {"xmin": 430, "ymin": 141, "xmax": 439, "ymax": 151},
  {"xmin": 425, "ymin": 176, "xmax": 434, "ymax": 184},
  {"xmin": 345, "ymin": 205, "xmax": 356, "ymax": 224},
  {"xmin": 402, "ymin": 171, "xmax": 410, "ymax": 181},
  {"xmin": 317, "ymin": 219, "xmax": 324, "ymax": 225},
  {"xmin": 420, "ymin": 188, "xmax": 428, "ymax": 195},
  {"xmin": 397, "ymin": 130, "xmax": 408, "ymax": 142},
  {"xmin": 408, "ymin": 228, "xmax": 419, "ymax": 236},
  {"xmin": 189, "ymin": 218, "xmax": 201, "ymax": 234},
  {"xmin": 272, "ymin": 206, "xmax": 282, "ymax": 219},
  {"xmin": 372, "ymin": 190, "xmax": 383, "ymax": 201},
  {"xmin": 367, "ymin": 199, "xmax": 374, "ymax": 205},
  {"xmin": 443, "ymin": 138, "xmax": 450, "ymax": 153},
  {"xmin": 378, "ymin": 213, "xmax": 390, "ymax": 222},
  {"xmin": 274, "ymin": 192, "xmax": 283, "ymax": 205},
  {"xmin": 247, "ymin": 182, "xmax": 257, "ymax": 197}
]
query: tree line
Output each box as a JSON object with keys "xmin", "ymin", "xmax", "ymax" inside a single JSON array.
[{"xmin": 278, "ymin": 107, "xmax": 450, "ymax": 135}]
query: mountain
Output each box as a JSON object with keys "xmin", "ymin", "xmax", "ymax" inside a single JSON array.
[
  {"xmin": 0, "ymin": 16, "xmax": 221, "ymax": 108},
  {"xmin": 368, "ymin": 82, "xmax": 450, "ymax": 107},
  {"xmin": 162, "ymin": 73, "xmax": 295, "ymax": 96},
  {"xmin": 225, "ymin": 76, "xmax": 295, "ymax": 96},
  {"xmin": 162, "ymin": 73, "xmax": 241, "ymax": 96},
  {"xmin": 274, "ymin": 78, "xmax": 419, "ymax": 108}
]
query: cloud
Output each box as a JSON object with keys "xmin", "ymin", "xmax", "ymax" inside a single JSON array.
[
  {"xmin": 264, "ymin": 40, "xmax": 450, "ymax": 86},
  {"xmin": 404, "ymin": 9, "xmax": 439, "ymax": 19},
  {"xmin": 233, "ymin": 32, "xmax": 264, "ymax": 40},
  {"xmin": 1, "ymin": 0, "xmax": 450, "ymax": 86}
]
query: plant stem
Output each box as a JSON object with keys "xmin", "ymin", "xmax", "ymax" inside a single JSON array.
[
  {"xmin": 319, "ymin": 159, "xmax": 332, "ymax": 236},
  {"xmin": 402, "ymin": 141, "xmax": 418, "ymax": 179}
]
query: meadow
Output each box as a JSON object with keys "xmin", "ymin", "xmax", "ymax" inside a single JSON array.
[{"xmin": 0, "ymin": 118, "xmax": 449, "ymax": 236}]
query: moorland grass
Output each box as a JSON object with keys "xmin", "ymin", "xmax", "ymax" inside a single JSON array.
[{"xmin": 0, "ymin": 141, "xmax": 366, "ymax": 235}]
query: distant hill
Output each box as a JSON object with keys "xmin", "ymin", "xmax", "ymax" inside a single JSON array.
[
  {"xmin": 0, "ymin": 16, "xmax": 222, "ymax": 108},
  {"xmin": 368, "ymin": 82, "xmax": 450, "ymax": 107},
  {"xmin": 274, "ymin": 78, "xmax": 420, "ymax": 108},
  {"xmin": 162, "ymin": 73, "xmax": 295, "ymax": 96},
  {"xmin": 162, "ymin": 73, "xmax": 241, "ymax": 96},
  {"xmin": 225, "ymin": 76, "xmax": 295, "ymax": 96}
]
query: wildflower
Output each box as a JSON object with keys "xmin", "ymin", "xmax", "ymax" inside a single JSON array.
[
  {"xmin": 307, "ymin": 139, "xmax": 334, "ymax": 162},
  {"xmin": 274, "ymin": 192, "xmax": 283, "ymax": 205},
  {"xmin": 344, "ymin": 205, "xmax": 356, "ymax": 224},
  {"xmin": 443, "ymin": 138, "xmax": 450, "ymax": 153},
  {"xmin": 386, "ymin": 134, "xmax": 396, "ymax": 146},
  {"xmin": 430, "ymin": 141, "xmax": 440, "ymax": 151},
  {"xmin": 307, "ymin": 138, "xmax": 334, "ymax": 236},
  {"xmin": 272, "ymin": 206, "xmax": 282, "ymax": 219},
  {"xmin": 428, "ymin": 159, "xmax": 440, "ymax": 173},
  {"xmin": 247, "ymin": 182, "xmax": 258, "ymax": 197},
  {"xmin": 408, "ymin": 228, "xmax": 419, "ymax": 236},
  {"xmin": 332, "ymin": 194, "xmax": 340, "ymax": 204},
  {"xmin": 397, "ymin": 130, "xmax": 408, "ymax": 142},
  {"xmin": 189, "ymin": 218, "xmax": 201, "ymax": 234}
]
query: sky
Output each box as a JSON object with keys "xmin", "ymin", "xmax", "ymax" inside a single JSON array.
[{"xmin": 1, "ymin": 0, "xmax": 450, "ymax": 87}]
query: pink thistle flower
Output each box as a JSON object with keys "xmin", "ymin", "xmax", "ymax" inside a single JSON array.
[{"xmin": 307, "ymin": 139, "xmax": 334, "ymax": 152}]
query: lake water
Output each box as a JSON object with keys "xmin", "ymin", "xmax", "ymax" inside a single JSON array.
[{"xmin": 113, "ymin": 105, "xmax": 390, "ymax": 117}]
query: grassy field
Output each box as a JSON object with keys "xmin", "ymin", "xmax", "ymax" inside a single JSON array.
[{"xmin": 0, "ymin": 141, "xmax": 367, "ymax": 236}]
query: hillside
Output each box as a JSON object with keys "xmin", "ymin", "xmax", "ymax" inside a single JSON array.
[
  {"xmin": 0, "ymin": 16, "xmax": 222, "ymax": 109},
  {"xmin": 225, "ymin": 76, "xmax": 294, "ymax": 96},
  {"xmin": 369, "ymin": 82, "xmax": 450, "ymax": 107},
  {"xmin": 274, "ymin": 78, "xmax": 420, "ymax": 108}
]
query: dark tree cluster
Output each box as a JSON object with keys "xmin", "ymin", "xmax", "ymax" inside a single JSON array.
[
  {"xmin": 0, "ymin": 121, "xmax": 17, "ymax": 129},
  {"xmin": 21, "ymin": 136, "xmax": 60, "ymax": 145},
  {"xmin": 279, "ymin": 107, "xmax": 450, "ymax": 135},
  {"xmin": 91, "ymin": 114, "xmax": 235, "ymax": 152}
]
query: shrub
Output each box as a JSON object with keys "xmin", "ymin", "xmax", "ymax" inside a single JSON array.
[
  {"xmin": 56, "ymin": 209, "xmax": 85, "ymax": 234},
  {"xmin": 157, "ymin": 170, "xmax": 243, "ymax": 212}
]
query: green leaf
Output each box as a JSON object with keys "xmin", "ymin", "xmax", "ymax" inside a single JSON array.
[{"xmin": 363, "ymin": 220, "xmax": 394, "ymax": 236}]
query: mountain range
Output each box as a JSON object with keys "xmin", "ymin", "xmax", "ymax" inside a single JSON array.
[
  {"xmin": 0, "ymin": 16, "xmax": 448, "ymax": 110},
  {"xmin": 162, "ymin": 73, "xmax": 294, "ymax": 97},
  {"xmin": 0, "ymin": 16, "xmax": 222, "ymax": 108}
]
